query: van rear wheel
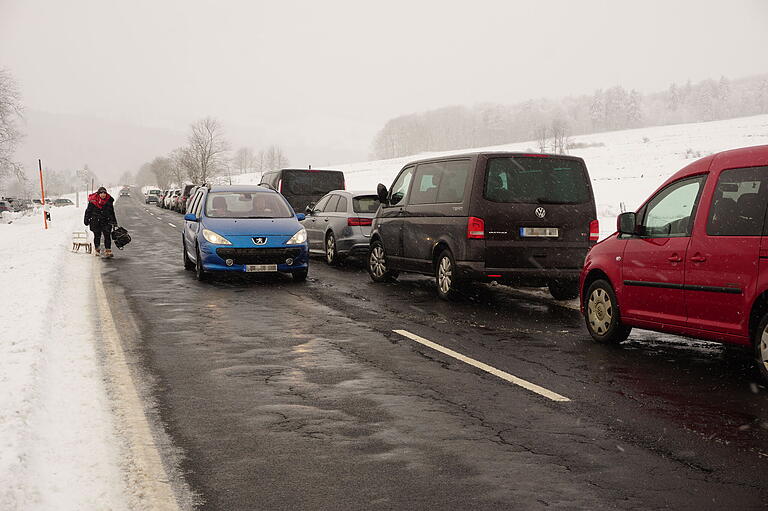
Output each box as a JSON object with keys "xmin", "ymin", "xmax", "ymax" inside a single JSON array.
[
  {"xmin": 435, "ymin": 250, "xmax": 463, "ymax": 301},
  {"xmin": 548, "ymin": 279, "xmax": 579, "ymax": 300},
  {"xmin": 585, "ymin": 279, "xmax": 631, "ymax": 344},
  {"xmin": 754, "ymin": 313, "xmax": 768, "ymax": 383}
]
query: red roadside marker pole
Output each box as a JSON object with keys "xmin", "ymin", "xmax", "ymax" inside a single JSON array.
[{"xmin": 39, "ymin": 159, "xmax": 48, "ymax": 230}]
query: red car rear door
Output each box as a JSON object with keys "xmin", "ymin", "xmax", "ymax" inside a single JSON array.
[{"xmin": 684, "ymin": 149, "xmax": 768, "ymax": 339}]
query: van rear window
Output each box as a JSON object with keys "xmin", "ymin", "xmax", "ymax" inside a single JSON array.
[
  {"xmin": 283, "ymin": 170, "xmax": 345, "ymax": 196},
  {"xmin": 484, "ymin": 157, "xmax": 591, "ymax": 204}
]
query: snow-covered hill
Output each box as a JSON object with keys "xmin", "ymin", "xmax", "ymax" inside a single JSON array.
[{"xmin": 232, "ymin": 114, "xmax": 768, "ymax": 238}]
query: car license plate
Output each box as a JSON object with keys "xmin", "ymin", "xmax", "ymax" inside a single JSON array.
[
  {"xmin": 245, "ymin": 264, "xmax": 277, "ymax": 272},
  {"xmin": 520, "ymin": 227, "xmax": 559, "ymax": 237}
]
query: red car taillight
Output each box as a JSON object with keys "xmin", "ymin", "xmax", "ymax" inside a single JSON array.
[
  {"xmin": 348, "ymin": 217, "xmax": 372, "ymax": 226},
  {"xmin": 467, "ymin": 216, "xmax": 485, "ymax": 239},
  {"xmin": 589, "ymin": 220, "xmax": 599, "ymax": 241}
]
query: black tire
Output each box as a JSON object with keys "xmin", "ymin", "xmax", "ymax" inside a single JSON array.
[
  {"xmin": 584, "ymin": 279, "xmax": 631, "ymax": 344},
  {"xmin": 548, "ymin": 279, "xmax": 579, "ymax": 300},
  {"xmin": 292, "ymin": 268, "xmax": 309, "ymax": 282},
  {"xmin": 435, "ymin": 249, "xmax": 463, "ymax": 301},
  {"xmin": 368, "ymin": 240, "xmax": 398, "ymax": 282},
  {"xmin": 325, "ymin": 232, "xmax": 339, "ymax": 266},
  {"xmin": 754, "ymin": 312, "xmax": 768, "ymax": 383},
  {"xmin": 195, "ymin": 245, "xmax": 208, "ymax": 281},
  {"xmin": 183, "ymin": 238, "xmax": 195, "ymax": 271}
]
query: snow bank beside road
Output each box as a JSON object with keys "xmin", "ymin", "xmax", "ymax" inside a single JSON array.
[{"xmin": 0, "ymin": 207, "xmax": 133, "ymax": 509}]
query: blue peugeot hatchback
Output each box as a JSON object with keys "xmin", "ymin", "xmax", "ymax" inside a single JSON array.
[{"xmin": 182, "ymin": 185, "xmax": 309, "ymax": 281}]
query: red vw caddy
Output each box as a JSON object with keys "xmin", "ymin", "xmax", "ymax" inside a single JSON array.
[{"xmin": 580, "ymin": 145, "xmax": 768, "ymax": 380}]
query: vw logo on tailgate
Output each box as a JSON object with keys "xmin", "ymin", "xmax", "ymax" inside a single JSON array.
[
  {"xmin": 252, "ymin": 237, "xmax": 267, "ymax": 245},
  {"xmin": 535, "ymin": 207, "xmax": 546, "ymax": 218}
]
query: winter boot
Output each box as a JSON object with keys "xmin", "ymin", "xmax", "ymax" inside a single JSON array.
[
  {"xmin": 104, "ymin": 249, "xmax": 114, "ymax": 258},
  {"xmin": 94, "ymin": 248, "xmax": 101, "ymax": 257}
]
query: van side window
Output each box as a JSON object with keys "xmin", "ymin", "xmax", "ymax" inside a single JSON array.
[
  {"xmin": 390, "ymin": 167, "xmax": 415, "ymax": 206},
  {"xmin": 410, "ymin": 161, "xmax": 470, "ymax": 205},
  {"xmin": 707, "ymin": 166, "xmax": 768, "ymax": 236},
  {"xmin": 638, "ymin": 176, "xmax": 705, "ymax": 238}
]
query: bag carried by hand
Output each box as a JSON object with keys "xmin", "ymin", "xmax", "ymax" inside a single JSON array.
[{"xmin": 111, "ymin": 226, "xmax": 132, "ymax": 249}]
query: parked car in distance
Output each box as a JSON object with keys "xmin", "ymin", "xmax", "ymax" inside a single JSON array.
[
  {"xmin": 179, "ymin": 184, "xmax": 197, "ymax": 213},
  {"xmin": 120, "ymin": 188, "xmax": 130, "ymax": 197},
  {"xmin": 53, "ymin": 198, "xmax": 74, "ymax": 207},
  {"xmin": 32, "ymin": 199, "xmax": 42, "ymax": 205},
  {"xmin": 181, "ymin": 185, "xmax": 309, "ymax": 281},
  {"xmin": 369, "ymin": 152, "xmax": 598, "ymax": 300},
  {"xmin": 158, "ymin": 190, "xmax": 169, "ymax": 207},
  {"xmin": 145, "ymin": 188, "xmax": 161, "ymax": 204},
  {"xmin": 164, "ymin": 189, "xmax": 179, "ymax": 209},
  {"xmin": 0, "ymin": 200, "xmax": 12, "ymax": 213},
  {"xmin": 260, "ymin": 168, "xmax": 345, "ymax": 214},
  {"xmin": 302, "ymin": 190, "xmax": 380, "ymax": 265},
  {"xmin": 580, "ymin": 145, "xmax": 768, "ymax": 380}
]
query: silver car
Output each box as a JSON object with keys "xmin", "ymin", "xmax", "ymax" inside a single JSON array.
[{"xmin": 302, "ymin": 190, "xmax": 380, "ymax": 265}]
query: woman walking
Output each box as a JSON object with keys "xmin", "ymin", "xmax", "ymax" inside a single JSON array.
[{"xmin": 84, "ymin": 186, "xmax": 117, "ymax": 258}]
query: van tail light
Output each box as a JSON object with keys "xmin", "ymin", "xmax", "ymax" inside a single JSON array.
[
  {"xmin": 348, "ymin": 217, "xmax": 372, "ymax": 226},
  {"xmin": 589, "ymin": 220, "xmax": 599, "ymax": 241},
  {"xmin": 467, "ymin": 217, "xmax": 485, "ymax": 239}
]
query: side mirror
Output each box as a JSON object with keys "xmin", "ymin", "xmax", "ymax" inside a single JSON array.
[
  {"xmin": 305, "ymin": 203, "xmax": 315, "ymax": 215},
  {"xmin": 184, "ymin": 213, "xmax": 198, "ymax": 222},
  {"xmin": 617, "ymin": 212, "xmax": 637, "ymax": 235},
  {"xmin": 296, "ymin": 213, "xmax": 306, "ymax": 221},
  {"xmin": 377, "ymin": 183, "xmax": 389, "ymax": 204}
]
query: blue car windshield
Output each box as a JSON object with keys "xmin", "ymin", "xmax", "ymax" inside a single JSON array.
[{"xmin": 205, "ymin": 192, "xmax": 293, "ymax": 218}]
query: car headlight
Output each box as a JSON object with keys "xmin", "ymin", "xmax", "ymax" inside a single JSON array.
[
  {"xmin": 286, "ymin": 228, "xmax": 307, "ymax": 245},
  {"xmin": 202, "ymin": 228, "xmax": 232, "ymax": 245}
]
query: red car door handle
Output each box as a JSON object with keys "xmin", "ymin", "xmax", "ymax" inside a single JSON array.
[
  {"xmin": 668, "ymin": 254, "xmax": 683, "ymax": 263},
  {"xmin": 690, "ymin": 254, "xmax": 707, "ymax": 263}
]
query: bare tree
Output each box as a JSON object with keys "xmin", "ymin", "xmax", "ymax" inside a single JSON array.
[
  {"xmin": 169, "ymin": 148, "xmax": 189, "ymax": 186},
  {"xmin": 150, "ymin": 156, "xmax": 174, "ymax": 189},
  {"xmin": 534, "ymin": 125, "xmax": 548, "ymax": 152},
  {"xmin": 0, "ymin": 68, "xmax": 24, "ymax": 182},
  {"xmin": 233, "ymin": 147, "xmax": 256, "ymax": 174},
  {"xmin": 185, "ymin": 117, "xmax": 229, "ymax": 184}
]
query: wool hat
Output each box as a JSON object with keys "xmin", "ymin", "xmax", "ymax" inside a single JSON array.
[{"xmin": 97, "ymin": 186, "xmax": 107, "ymax": 193}]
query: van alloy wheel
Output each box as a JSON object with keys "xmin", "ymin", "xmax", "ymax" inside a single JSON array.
[
  {"xmin": 369, "ymin": 245, "xmax": 386, "ymax": 278},
  {"xmin": 438, "ymin": 256, "xmax": 452, "ymax": 296}
]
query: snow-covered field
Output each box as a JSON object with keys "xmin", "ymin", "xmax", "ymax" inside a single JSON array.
[{"xmin": 233, "ymin": 114, "xmax": 768, "ymax": 238}]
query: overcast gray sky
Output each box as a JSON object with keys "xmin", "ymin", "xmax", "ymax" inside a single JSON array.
[{"xmin": 1, "ymin": 0, "xmax": 767, "ymax": 175}]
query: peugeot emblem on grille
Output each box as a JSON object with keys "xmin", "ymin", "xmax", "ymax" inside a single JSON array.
[
  {"xmin": 535, "ymin": 207, "xmax": 546, "ymax": 218},
  {"xmin": 252, "ymin": 237, "xmax": 267, "ymax": 245}
]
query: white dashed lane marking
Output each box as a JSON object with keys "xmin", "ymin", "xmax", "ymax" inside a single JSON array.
[
  {"xmin": 393, "ymin": 329, "xmax": 570, "ymax": 402},
  {"xmin": 168, "ymin": 223, "xmax": 176, "ymax": 228}
]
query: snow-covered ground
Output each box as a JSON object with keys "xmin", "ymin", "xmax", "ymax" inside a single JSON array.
[
  {"xmin": 0, "ymin": 198, "xmax": 179, "ymax": 510},
  {"xmin": 233, "ymin": 114, "xmax": 768, "ymax": 238}
]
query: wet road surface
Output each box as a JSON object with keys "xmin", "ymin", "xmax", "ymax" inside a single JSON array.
[{"xmin": 102, "ymin": 193, "xmax": 768, "ymax": 510}]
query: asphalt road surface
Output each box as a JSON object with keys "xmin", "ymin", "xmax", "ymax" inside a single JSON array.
[{"xmin": 101, "ymin": 192, "xmax": 768, "ymax": 510}]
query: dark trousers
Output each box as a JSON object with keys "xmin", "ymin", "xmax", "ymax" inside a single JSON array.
[{"xmin": 93, "ymin": 228, "xmax": 112, "ymax": 249}]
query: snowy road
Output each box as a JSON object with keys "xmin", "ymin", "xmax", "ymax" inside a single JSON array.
[{"xmin": 101, "ymin": 192, "xmax": 768, "ymax": 510}]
